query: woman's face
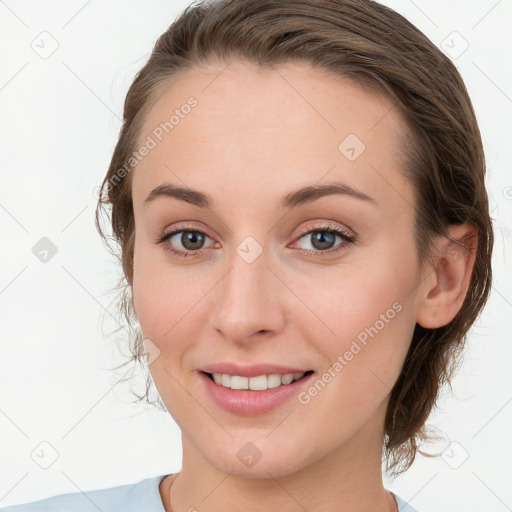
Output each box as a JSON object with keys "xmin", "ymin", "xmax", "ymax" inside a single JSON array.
[{"xmin": 131, "ymin": 61, "xmax": 426, "ymax": 477}]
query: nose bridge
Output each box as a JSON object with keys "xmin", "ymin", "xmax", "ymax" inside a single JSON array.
[{"xmin": 210, "ymin": 243, "xmax": 285, "ymax": 342}]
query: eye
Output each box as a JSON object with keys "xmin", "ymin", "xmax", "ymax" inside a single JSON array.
[
  {"xmin": 155, "ymin": 226, "xmax": 216, "ymax": 257},
  {"xmin": 154, "ymin": 222, "xmax": 356, "ymax": 259},
  {"xmin": 291, "ymin": 223, "xmax": 355, "ymax": 257}
]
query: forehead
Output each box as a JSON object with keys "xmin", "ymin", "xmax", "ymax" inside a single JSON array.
[{"xmin": 131, "ymin": 60, "xmax": 414, "ymax": 215}]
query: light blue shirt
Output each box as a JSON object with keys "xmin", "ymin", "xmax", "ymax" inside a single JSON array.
[{"xmin": 0, "ymin": 474, "xmax": 419, "ymax": 511}]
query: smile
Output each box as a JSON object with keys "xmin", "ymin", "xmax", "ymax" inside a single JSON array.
[
  {"xmin": 200, "ymin": 370, "xmax": 315, "ymax": 416},
  {"xmin": 205, "ymin": 371, "xmax": 313, "ymax": 390}
]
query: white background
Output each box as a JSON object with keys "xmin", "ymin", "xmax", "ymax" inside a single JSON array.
[{"xmin": 0, "ymin": 1, "xmax": 511, "ymax": 510}]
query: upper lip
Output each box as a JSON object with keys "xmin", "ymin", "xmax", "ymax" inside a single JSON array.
[{"xmin": 200, "ymin": 362, "xmax": 312, "ymax": 378}]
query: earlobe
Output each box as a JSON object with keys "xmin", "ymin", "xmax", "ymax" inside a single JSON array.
[{"xmin": 416, "ymin": 223, "xmax": 477, "ymax": 329}]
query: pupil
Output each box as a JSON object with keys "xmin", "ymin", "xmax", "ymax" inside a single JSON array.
[
  {"xmin": 182, "ymin": 231, "xmax": 204, "ymax": 250},
  {"xmin": 312, "ymin": 231, "xmax": 335, "ymax": 250}
]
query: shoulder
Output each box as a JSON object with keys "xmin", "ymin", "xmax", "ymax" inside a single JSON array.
[
  {"xmin": 0, "ymin": 474, "xmax": 168, "ymax": 512},
  {"xmin": 393, "ymin": 492, "xmax": 420, "ymax": 512}
]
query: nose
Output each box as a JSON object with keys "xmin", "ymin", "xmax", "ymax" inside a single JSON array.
[{"xmin": 209, "ymin": 248, "xmax": 286, "ymax": 346}]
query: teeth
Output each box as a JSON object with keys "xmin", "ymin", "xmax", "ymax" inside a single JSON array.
[{"xmin": 211, "ymin": 372, "xmax": 306, "ymax": 390}]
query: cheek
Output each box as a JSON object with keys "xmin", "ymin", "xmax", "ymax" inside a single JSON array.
[
  {"xmin": 132, "ymin": 245, "xmax": 212, "ymax": 347},
  {"xmin": 132, "ymin": 270, "xmax": 176, "ymax": 340},
  {"xmin": 298, "ymin": 271, "xmax": 415, "ymax": 432},
  {"xmin": 132, "ymin": 237, "xmax": 170, "ymax": 337},
  {"xmin": 301, "ymin": 257, "xmax": 414, "ymax": 339},
  {"xmin": 297, "ymin": 248, "xmax": 418, "ymax": 381}
]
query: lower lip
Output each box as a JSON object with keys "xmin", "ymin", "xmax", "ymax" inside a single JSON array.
[{"xmin": 199, "ymin": 371, "xmax": 315, "ymax": 416}]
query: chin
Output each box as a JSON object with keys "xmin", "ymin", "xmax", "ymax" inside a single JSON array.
[
  {"xmin": 202, "ymin": 440, "xmax": 313, "ymax": 480},
  {"xmin": 220, "ymin": 458, "xmax": 304, "ymax": 480}
]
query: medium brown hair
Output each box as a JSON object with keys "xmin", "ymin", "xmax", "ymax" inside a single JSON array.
[{"xmin": 95, "ymin": 0, "xmax": 494, "ymax": 476}]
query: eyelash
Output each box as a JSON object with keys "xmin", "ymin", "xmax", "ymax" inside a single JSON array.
[{"xmin": 154, "ymin": 223, "xmax": 356, "ymax": 259}]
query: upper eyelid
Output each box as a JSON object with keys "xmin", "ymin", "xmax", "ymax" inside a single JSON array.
[
  {"xmin": 161, "ymin": 223, "xmax": 215, "ymax": 241},
  {"xmin": 296, "ymin": 221, "xmax": 353, "ymax": 236},
  {"xmin": 162, "ymin": 222, "xmax": 348, "ymax": 236}
]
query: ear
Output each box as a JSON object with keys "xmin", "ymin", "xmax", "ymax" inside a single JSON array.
[{"xmin": 416, "ymin": 223, "xmax": 478, "ymax": 329}]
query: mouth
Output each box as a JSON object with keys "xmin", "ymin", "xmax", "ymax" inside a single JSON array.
[
  {"xmin": 199, "ymin": 369, "xmax": 316, "ymax": 416},
  {"xmin": 201, "ymin": 370, "xmax": 315, "ymax": 390}
]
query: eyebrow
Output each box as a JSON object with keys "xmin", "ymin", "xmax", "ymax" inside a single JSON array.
[{"xmin": 144, "ymin": 181, "xmax": 377, "ymax": 209}]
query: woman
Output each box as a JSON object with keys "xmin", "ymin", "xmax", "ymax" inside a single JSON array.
[{"xmin": 2, "ymin": 0, "xmax": 493, "ymax": 510}]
